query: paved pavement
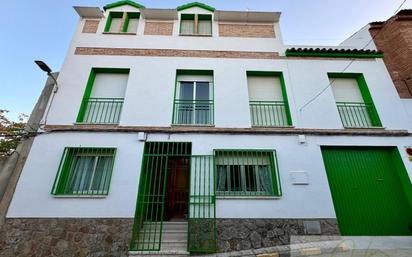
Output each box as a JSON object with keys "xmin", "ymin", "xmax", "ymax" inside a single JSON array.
[{"xmin": 311, "ymin": 249, "xmax": 412, "ymax": 257}]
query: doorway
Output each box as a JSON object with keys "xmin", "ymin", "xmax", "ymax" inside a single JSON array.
[{"xmin": 165, "ymin": 156, "xmax": 190, "ymax": 220}]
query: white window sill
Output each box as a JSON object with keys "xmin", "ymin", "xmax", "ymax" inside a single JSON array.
[
  {"xmin": 52, "ymin": 195, "xmax": 107, "ymax": 199},
  {"xmin": 179, "ymin": 33, "xmax": 213, "ymax": 37},
  {"xmin": 216, "ymin": 196, "xmax": 281, "ymax": 200}
]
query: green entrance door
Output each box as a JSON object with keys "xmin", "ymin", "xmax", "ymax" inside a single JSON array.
[{"xmin": 321, "ymin": 147, "xmax": 412, "ymax": 235}]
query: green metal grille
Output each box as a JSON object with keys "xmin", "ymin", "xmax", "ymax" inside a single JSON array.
[
  {"xmin": 249, "ymin": 101, "xmax": 290, "ymax": 127},
  {"xmin": 188, "ymin": 155, "xmax": 216, "ymax": 253},
  {"xmin": 173, "ymin": 100, "xmax": 214, "ymax": 125},
  {"xmin": 215, "ymin": 150, "xmax": 281, "ymax": 197},
  {"xmin": 51, "ymin": 147, "xmax": 116, "ymax": 196},
  {"xmin": 79, "ymin": 97, "xmax": 124, "ymax": 124},
  {"xmin": 336, "ymin": 102, "xmax": 381, "ymax": 128},
  {"xmin": 130, "ymin": 142, "xmax": 191, "ymax": 251}
]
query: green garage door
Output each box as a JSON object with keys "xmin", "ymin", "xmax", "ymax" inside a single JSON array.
[{"xmin": 321, "ymin": 147, "xmax": 412, "ymax": 235}]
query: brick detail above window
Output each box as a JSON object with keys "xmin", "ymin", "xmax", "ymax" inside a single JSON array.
[
  {"xmin": 144, "ymin": 21, "xmax": 174, "ymax": 36},
  {"xmin": 82, "ymin": 20, "xmax": 100, "ymax": 33},
  {"xmin": 219, "ymin": 23, "xmax": 275, "ymax": 38}
]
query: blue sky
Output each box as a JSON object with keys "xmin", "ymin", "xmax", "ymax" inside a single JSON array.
[{"xmin": 1, "ymin": 0, "xmax": 411, "ymax": 120}]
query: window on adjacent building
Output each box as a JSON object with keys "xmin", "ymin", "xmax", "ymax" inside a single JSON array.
[
  {"xmin": 172, "ymin": 70, "xmax": 214, "ymax": 125},
  {"xmin": 123, "ymin": 12, "xmax": 140, "ymax": 33},
  {"xmin": 180, "ymin": 14, "xmax": 212, "ymax": 36},
  {"xmin": 329, "ymin": 73, "xmax": 382, "ymax": 128},
  {"xmin": 51, "ymin": 148, "xmax": 116, "ymax": 196},
  {"xmin": 76, "ymin": 68, "xmax": 129, "ymax": 124},
  {"xmin": 247, "ymin": 71, "xmax": 292, "ymax": 127},
  {"xmin": 104, "ymin": 12, "xmax": 124, "ymax": 33},
  {"xmin": 215, "ymin": 150, "xmax": 281, "ymax": 197}
]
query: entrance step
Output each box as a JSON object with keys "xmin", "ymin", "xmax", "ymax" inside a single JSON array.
[{"xmin": 129, "ymin": 221, "xmax": 189, "ymax": 257}]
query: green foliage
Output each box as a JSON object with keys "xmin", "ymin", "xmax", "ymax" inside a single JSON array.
[{"xmin": 0, "ymin": 110, "xmax": 28, "ymax": 157}]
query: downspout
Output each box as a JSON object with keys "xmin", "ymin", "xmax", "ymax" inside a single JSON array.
[{"xmin": 0, "ymin": 72, "xmax": 58, "ymax": 227}]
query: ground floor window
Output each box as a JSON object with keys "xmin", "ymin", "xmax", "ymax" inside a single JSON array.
[
  {"xmin": 215, "ymin": 150, "xmax": 281, "ymax": 196},
  {"xmin": 51, "ymin": 147, "xmax": 116, "ymax": 196}
]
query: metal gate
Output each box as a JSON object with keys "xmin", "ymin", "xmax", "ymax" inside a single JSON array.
[
  {"xmin": 188, "ymin": 155, "xmax": 216, "ymax": 253},
  {"xmin": 130, "ymin": 142, "xmax": 191, "ymax": 251}
]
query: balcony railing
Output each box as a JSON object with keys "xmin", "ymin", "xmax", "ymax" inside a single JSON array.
[
  {"xmin": 336, "ymin": 102, "xmax": 380, "ymax": 128},
  {"xmin": 249, "ymin": 101, "xmax": 290, "ymax": 127},
  {"xmin": 79, "ymin": 98, "xmax": 124, "ymax": 124},
  {"xmin": 173, "ymin": 100, "xmax": 214, "ymax": 125}
]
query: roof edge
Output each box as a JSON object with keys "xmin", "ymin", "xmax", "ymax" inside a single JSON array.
[
  {"xmin": 176, "ymin": 2, "xmax": 215, "ymax": 12},
  {"xmin": 285, "ymin": 48, "xmax": 384, "ymax": 59},
  {"xmin": 104, "ymin": 0, "xmax": 145, "ymax": 11}
]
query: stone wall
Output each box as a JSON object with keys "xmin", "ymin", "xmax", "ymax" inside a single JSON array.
[
  {"xmin": 216, "ymin": 219, "xmax": 340, "ymax": 252},
  {"xmin": 0, "ymin": 218, "xmax": 133, "ymax": 257}
]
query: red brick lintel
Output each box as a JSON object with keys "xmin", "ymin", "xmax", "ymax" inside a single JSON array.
[{"xmin": 44, "ymin": 125, "xmax": 410, "ymax": 137}]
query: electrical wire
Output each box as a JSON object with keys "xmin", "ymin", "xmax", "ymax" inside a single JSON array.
[{"xmin": 298, "ymin": 0, "xmax": 409, "ymax": 112}]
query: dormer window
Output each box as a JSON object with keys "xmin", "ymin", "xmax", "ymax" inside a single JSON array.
[
  {"xmin": 104, "ymin": 11, "xmax": 140, "ymax": 34},
  {"xmin": 105, "ymin": 12, "xmax": 123, "ymax": 32},
  {"xmin": 180, "ymin": 14, "xmax": 212, "ymax": 36}
]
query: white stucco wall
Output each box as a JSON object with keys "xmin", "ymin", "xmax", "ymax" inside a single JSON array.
[
  {"xmin": 339, "ymin": 24, "xmax": 377, "ymax": 50},
  {"xmin": 46, "ymin": 54, "xmax": 410, "ymax": 131},
  {"xmin": 7, "ymin": 132, "xmax": 412, "ymax": 218}
]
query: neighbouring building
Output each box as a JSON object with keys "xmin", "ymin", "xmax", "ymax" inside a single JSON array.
[
  {"xmin": 341, "ymin": 9, "xmax": 412, "ymax": 123},
  {"xmin": 1, "ymin": 1, "xmax": 412, "ymax": 257}
]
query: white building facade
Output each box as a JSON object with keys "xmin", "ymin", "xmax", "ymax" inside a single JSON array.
[{"xmin": 2, "ymin": 1, "xmax": 412, "ymax": 256}]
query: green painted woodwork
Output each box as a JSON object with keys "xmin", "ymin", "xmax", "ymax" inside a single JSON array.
[
  {"xmin": 104, "ymin": 0, "xmax": 145, "ymax": 10},
  {"xmin": 51, "ymin": 147, "xmax": 117, "ymax": 196},
  {"xmin": 76, "ymin": 68, "xmax": 129, "ymax": 124},
  {"xmin": 321, "ymin": 147, "xmax": 412, "ymax": 236},
  {"xmin": 104, "ymin": 12, "xmax": 124, "ymax": 32},
  {"xmin": 177, "ymin": 2, "xmax": 215, "ymax": 12},
  {"xmin": 130, "ymin": 142, "xmax": 192, "ymax": 251},
  {"xmin": 198, "ymin": 14, "xmax": 212, "ymax": 20},
  {"xmin": 328, "ymin": 73, "xmax": 382, "ymax": 128},
  {"xmin": 246, "ymin": 71, "xmax": 293, "ymax": 126},
  {"xmin": 214, "ymin": 150, "xmax": 282, "ymax": 197},
  {"xmin": 123, "ymin": 12, "xmax": 140, "ymax": 32},
  {"xmin": 188, "ymin": 155, "xmax": 216, "ymax": 253},
  {"xmin": 285, "ymin": 50, "xmax": 384, "ymax": 59}
]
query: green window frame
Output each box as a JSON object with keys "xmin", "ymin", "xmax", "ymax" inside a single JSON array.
[
  {"xmin": 76, "ymin": 67, "xmax": 130, "ymax": 124},
  {"xmin": 328, "ymin": 73, "xmax": 382, "ymax": 128},
  {"xmin": 51, "ymin": 147, "xmax": 116, "ymax": 196},
  {"xmin": 104, "ymin": 12, "xmax": 124, "ymax": 32},
  {"xmin": 172, "ymin": 69, "xmax": 215, "ymax": 126},
  {"xmin": 247, "ymin": 71, "xmax": 293, "ymax": 127},
  {"xmin": 122, "ymin": 12, "xmax": 140, "ymax": 33},
  {"xmin": 215, "ymin": 150, "xmax": 282, "ymax": 197},
  {"xmin": 180, "ymin": 14, "xmax": 212, "ymax": 36}
]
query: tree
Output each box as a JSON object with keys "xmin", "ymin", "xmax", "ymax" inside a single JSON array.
[{"xmin": 0, "ymin": 110, "xmax": 28, "ymax": 157}]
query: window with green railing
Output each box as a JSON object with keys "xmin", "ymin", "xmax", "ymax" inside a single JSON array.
[
  {"xmin": 247, "ymin": 71, "xmax": 292, "ymax": 127},
  {"xmin": 51, "ymin": 147, "xmax": 116, "ymax": 196},
  {"xmin": 329, "ymin": 73, "xmax": 382, "ymax": 128},
  {"xmin": 76, "ymin": 68, "xmax": 129, "ymax": 124},
  {"xmin": 172, "ymin": 70, "xmax": 214, "ymax": 125},
  {"xmin": 215, "ymin": 150, "xmax": 281, "ymax": 197}
]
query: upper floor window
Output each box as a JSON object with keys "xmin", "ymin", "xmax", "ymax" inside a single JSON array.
[
  {"xmin": 104, "ymin": 12, "xmax": 123, "ymax": 32},
  {"xmin": 180, "ymin": 14, "xmax": 212, "ymax": 36},
  {"xmin": 123, "ymin": 12, "xmax": 140, "ymax": 33},
  {"xmin": 76, "ymin": 68, "xmax": 130, "ymax": 124},
  {"xmin": 247, "ymin": 71, "xmax": 292, "ymax": 127},
  {"xmin": 172, "ymin": 70, "xmax": 214, "ymax": 125},
  {"xmin": 329, "ymin": 73, "xmax": 382, "ymax": 128},
  {"xmin": 104, "ymin": 12, "xmax": 140, "ymax": 33}
]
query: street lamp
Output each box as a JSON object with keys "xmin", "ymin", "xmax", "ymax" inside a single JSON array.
[{"xmin": 34, "ymin": 60, "xmax": 58, "ymax": 88}]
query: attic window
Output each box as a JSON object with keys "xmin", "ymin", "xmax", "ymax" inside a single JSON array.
[
  {"xmin": 180, "ymin": 14, "xmax": 212, "ymax": 36},
  {"xmin": 104, "ymin": 12, "xmax": 124, "ymax": 33},
  {"xmin": 123, "ymin": 12, "xmax": 140, "ymax": 33}
]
